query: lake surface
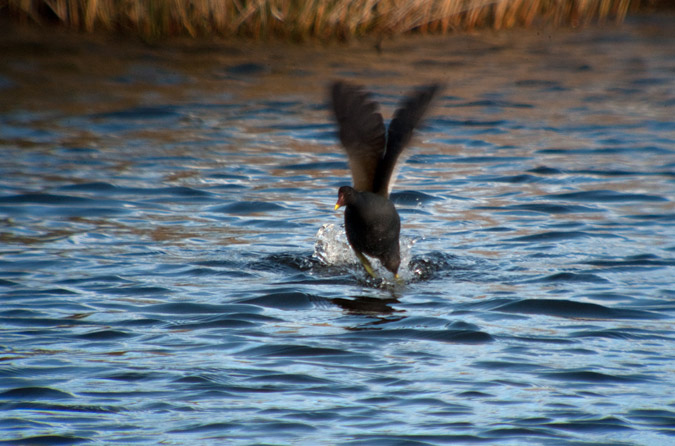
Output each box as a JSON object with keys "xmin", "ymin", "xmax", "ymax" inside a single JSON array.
[{"xmin": 1, "ymin": 14, "xmax": 674, "ymax": 445}]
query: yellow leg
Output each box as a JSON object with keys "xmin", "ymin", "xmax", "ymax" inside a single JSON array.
[{"xmin": 354, "ymin": 251, "xmax": 376, "ymax": 278}]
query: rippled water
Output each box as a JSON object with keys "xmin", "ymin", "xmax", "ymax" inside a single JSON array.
[{"xmin": 1, "ymin": 15, "xmax": 674, "ymax": 445}]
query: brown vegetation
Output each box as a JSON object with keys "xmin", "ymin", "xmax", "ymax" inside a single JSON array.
[{"xmin": 5, "ymin": 0, "xmax": 638, "ymax": 40}]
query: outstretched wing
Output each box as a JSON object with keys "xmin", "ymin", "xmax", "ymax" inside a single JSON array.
[
  {"xmin": 373, "ymin": 83, "xmax": 442, "ymax": 197},
  {"xmin": 330, "ymin": 81, "xmax": 386, "ymax": 193}
]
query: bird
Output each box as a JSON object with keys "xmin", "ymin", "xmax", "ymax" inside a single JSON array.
[{"xmin": 330, "ymin": 81, "xmax": 441, "ymax": 279}]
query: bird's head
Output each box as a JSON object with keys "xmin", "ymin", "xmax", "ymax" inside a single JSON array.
[{"xmin": 334, "ymin": 186, "xmax": 357, "ymax": 210}]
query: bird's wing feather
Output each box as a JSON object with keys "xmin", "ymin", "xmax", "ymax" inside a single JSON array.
[
  {"xmin": 373, "ymin": 84, "xmax": 442, "ymax": 197},
  {"xmin": 331, "ymin": 81, "xmax": 386, "ymax": 192}
]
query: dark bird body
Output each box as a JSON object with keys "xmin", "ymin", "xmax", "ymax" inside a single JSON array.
[{"xmin": 331, "ymin": 81, "xmax": 441, "ymax": 277}]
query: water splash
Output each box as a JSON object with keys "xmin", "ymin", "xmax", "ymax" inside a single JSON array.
[
  {"xmin": 313, "ymin": 223, "xmax": 355, "ymax": 267},
  {"xmin": 313, "ymin": 223, "xmax": 416, "ymax": 283}
]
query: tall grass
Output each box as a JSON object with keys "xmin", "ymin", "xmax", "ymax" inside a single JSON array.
[{"xmin": 5, "ymin": 0, "xmax": 637, "ymax": 39}]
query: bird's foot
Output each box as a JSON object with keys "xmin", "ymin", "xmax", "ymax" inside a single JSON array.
[{"xmin": 354, "ymin": 251, "xmax": 377, "ymax": 279}]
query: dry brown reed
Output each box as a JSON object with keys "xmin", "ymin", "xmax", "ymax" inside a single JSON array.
[{"xmin": 5, "ymin": 0, "xmax": 638, "ymax": 39}]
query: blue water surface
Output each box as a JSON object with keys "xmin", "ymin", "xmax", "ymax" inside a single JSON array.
[{"xmin": 1, "ymin": 15, "xmax": 674, "ymax": 446}]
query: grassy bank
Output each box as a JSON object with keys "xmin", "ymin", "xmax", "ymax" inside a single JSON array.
[{"xmin": 5, "ymin": 0, "xmax": 639, "ymax": 40}]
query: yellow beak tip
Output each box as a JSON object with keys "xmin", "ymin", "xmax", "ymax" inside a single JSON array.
[{"xmin": 334, "ymin": 204, "xmax": 341, "ymax": 211}]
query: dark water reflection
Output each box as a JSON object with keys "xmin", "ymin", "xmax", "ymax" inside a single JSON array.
[{"xmin": 1, "ymin": 15, "xmax": 674, "ymax": 445}]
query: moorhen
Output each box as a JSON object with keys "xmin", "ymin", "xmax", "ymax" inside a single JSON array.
[{"xmin": 331, "ymin": 81, "xmax": 441, "ymax": 278}]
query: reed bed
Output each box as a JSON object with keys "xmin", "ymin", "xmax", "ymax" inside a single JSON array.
[{"xmin": 6, "ymin": 0, "xmax": 638, "ymax": 39}]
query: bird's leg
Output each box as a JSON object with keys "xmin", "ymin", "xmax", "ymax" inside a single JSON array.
[{"xmin": 354, "ymin": 251, "xmax": 377, "ymax": 278}]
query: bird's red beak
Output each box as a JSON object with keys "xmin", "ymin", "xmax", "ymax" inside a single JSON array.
[{"xmin": 334, "ymin": 193, "xmax": 345, "ymax": 210}]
